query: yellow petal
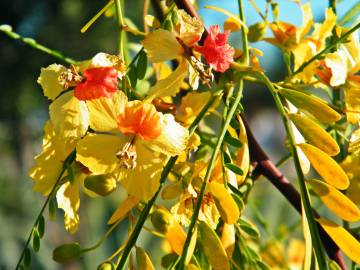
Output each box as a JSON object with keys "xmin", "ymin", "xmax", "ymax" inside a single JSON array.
[
  {"xmin": 165, "ymin": 222, "xmax": 186, "ymax": 255},
  {"xmin": 221, "ymin": 224, "xmax": 236, "ymax": 258},
  {"xmin": 37, "ymin": 64, "xmax": 67, "ymax": 100},
  {"xmin": 29, "ymin": 150, "xmax": 64, "ymax": 196},
  {"xmin": 176, "ymin": 91, "xmax": 214, "ymax": 127},
  {"xmin": 308, "ymin": 179, "xmax": 360, "ymax": 222},
  {"xmin": 301, "ymin": 202, "xmax": 312, "ymax": 270},
  {"xmin": 108, "ymin": 195, "xmax": 139, "ymax": 224},
  {"xmin": 49, "ymin": 91, "xmax": 89, "ymax": 141},
  {"xmin": 322, "ymin": 52, "xmax": 348, "ymax": 87},
  {"xmin": 279, "ymin": 88, "xmax": 341, "ymax": 123},
  {"xmin": 207, "ymin": 182, "xmax": 239, "ymax": 224},
  {"xmin": 312, "ymin": 8, "xmax": 336, "ymax": 50},
  {"xmin": 76, "ymin": 133, "xmax": 126, "ymax": 174},
  {"xmin": 86, "ymin": 91, "xmax": 127, "ymax": 132},
  {"xmin": 235, "ymin": 116, "xmax": 250, "ymax": 184},
  {"xmin": 142, "ymin": 29, "xmax": 184, "ymax": 63},
  {"xmin": 161, "ymin": 182, "xmax": 183, "ymax": 200},
  {"xmin": 341, "ymin": 152, "xmax": 360, "ymax": 205},
  {"xmin": 297, "ymin": 3, "xmax": 313, "ymax": 40},
  {"xmin": 120, "ymin": 140, "xmax": 165, "ymax": 200},
  {"xmin": 288, "ymin": 113, "xmax": 339, "ymax": 156},
  {"xmin": 77, "ymin": 52, "xmax": 125, "ymax": 74},
  {"xmin": 146, "ymin": 60, "xmax": 189, "ymax": 101},
  {"xmin": 136, "ymin": 247, "xmax": 155, "ymax": 270},
  {"xmin": 317, "ymin": 217, "xmax": 360, "ymax": 265},
  {"xmin": 29, "ymin": 122, "xmax": 75, "ymax": 195},
  {"xmin": 198, "ymin": 221, "xmax": 230, "ymax": 270},
  {"xmin": 344, "ymin": 83, "xmax": 360, "ymax": 124},
  {"xmin": 145, "ymin": 114, "xmax": 189, "ymax": 156},
  {"xmin": 299, "ymin": 143, "xmax": 349, "ymax": 190},
  {"xmin": 56, "ymin": 177, "xmax": 81, "ymax": 234}
]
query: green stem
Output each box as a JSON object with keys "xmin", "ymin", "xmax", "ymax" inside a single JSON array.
[
  {"xmin": 178, "ymin": 82, "xmax": 244, "ymax": 270},
  {"xmin": 114, "ymin": 0, "xmax": 126, "ymax": 60},
  {"xmin": 329, "ymin": 0, "xmax": 337, "ymax": 13},
  {"xmin": 292, "ymin": 21, "xmax": 360, "ymax": 77},
  {"xmin": 81, "ymin": 219, "xmax": 122, "ymax": 253},
  {"xmin": 238, "ymin": 0, "xmax": 249, "ymax": 64},
  {"xmin": 115, "ymin": 91, "xmax": 223, "ymax": 270},
  {"xmin": 0, "ymin": 25, "xmax": 76, "ymax": 64},
  {"xmin": 15, "ymin": 151, "xmax": 75, "ymax": 269},
  {"xmin": 258, "ymin": 73, "xmax": 329, "ymax": 270}
]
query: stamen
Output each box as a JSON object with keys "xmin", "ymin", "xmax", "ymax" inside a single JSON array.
[
  {"xmin": 189, "ymin": 55, "xmax": 214, "ymax": 84},
  {"xmin": 116, "ymin": 139, "xmax": 137, "ymax": 169},
  {"xmin": 59, "ymin": 66, "xmax": 83, "ymax": 89}
]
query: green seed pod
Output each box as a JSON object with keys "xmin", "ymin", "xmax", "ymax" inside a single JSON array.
[
  {"xmin": 151, "ymin": 208, "xmax": 172, "ymax": 234},
  {"xmin": 97, "ymin": 261, "xmax": 115, "ymax": 270},
  {"xmin": 84, "ymin": 174, "xmax": 116, "ymax": 196},
  {"xmin": 53, "ymin": 242, "xmax": 81, "ymax": 263},
  {"xmin": 247, "ymin": 22, "xmax": 267, "ymax": 42}
]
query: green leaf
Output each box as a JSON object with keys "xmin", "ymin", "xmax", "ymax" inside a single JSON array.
[
  {"xmin": 24, "ymin": 248, "xmax": 31, "ymax": 269},
  {"xmin": 224, "ymin": 134, "xmax": 242, "ymax": 148},
  {"xmin": 37, "ymin": 215, "xmax": 45, "ymax": 238},
  {"xmin": 329, "ymin": 260, "xmax": 342, "ymax": 270},
  {"xmin": 238, "ymin": 219, "xmax": 260, "ymax": 238},
  {"xmin": 256, "ymin": 260, "xmax": 271, "ymax": 270},
  {"xmin": 127, "ymin": 67, "xmax": 137, "ymax": 88},
  {"xmin": 136, "ymin": 50, "xmax": 148, "ymax": 80},
  {"xmin": 49, "ymin": 198, "xmax": 56, "ymax": 220},
  {"xmin": 231, "ymin": 193, "xmax": 245, "ymax": 213},
  {"xmin": 53, "ymin": 242, "xmax": 81, "ymax": 263},
  {"xmin": 161, "ymin": 253, "xmax": 178, "ymax": 269},
  {"xmin": 67, "ymin": 164, "xmax": 75, "ymax": 184},
  {"xmin": 32, "ymin": 229, "xmax": 40, "ymax": 252},
  {"xmin": 224, "ymin": 163, "xmax": 244, "ymax": 175}
]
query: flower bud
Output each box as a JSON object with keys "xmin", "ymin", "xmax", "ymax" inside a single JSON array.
[
  {"xmin": 84, "ymin": 174, "xmax": 116, "ymax": 196},
  {"xmin": 97, "ymin": 261, "xmax": 115, "ymax": 270},
  {"xmin": 247, "ymin": 22, "xmax": 267, "ymax": 42},
  {"xmin": 151, "ymin": 208, "xmax": 172, "ymax": 234},
  {"xmin": 53, "ymin": 242, "xmax": 81, "ymax": 263}
]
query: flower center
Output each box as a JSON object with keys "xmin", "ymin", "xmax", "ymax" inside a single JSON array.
[
  {"xmin": 117, "ymin": 101, "xmax": 162, "ymax": 140},
  {"xmin": 116, "ymin": 140, "xmax": 137, "ymax": 169}
]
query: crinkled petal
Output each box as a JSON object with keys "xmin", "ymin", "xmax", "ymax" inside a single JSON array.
[
  {"xmin": 120, "ymin": 140, "xmax": 165, "ymax": 200},
  {"xmin": 37, "ymin": 64, "xmax": 67, "ymax": 100},
  {"xmin": 56, "ymin": 176, "xmax": 81, "ymax": 233},
  {"xmin": 145, "ymin": 114, "xmax": 189, "ymax": 156},
  {"xmin": 86, "ymin": 91, "xmax": 127, "ymax": 132},
  {"xmin": 49, "ymin": 91, "xmax": 89, "ymax": 141},
  {"xmin": 142, "ymin": 29, "xmax": 184, "ymax": 63},
  {"xmin": 76, "ymin": 133, "xmax": 126, "ymax": 174}
]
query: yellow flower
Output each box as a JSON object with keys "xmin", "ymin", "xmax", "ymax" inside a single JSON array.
[
  {"xmin": 76, "ymin": 92, "xmax": 189, "ymax": 200},
  {"xmin": 37, "ymin": 53, "xmax": 125, "ymax": 145}
]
